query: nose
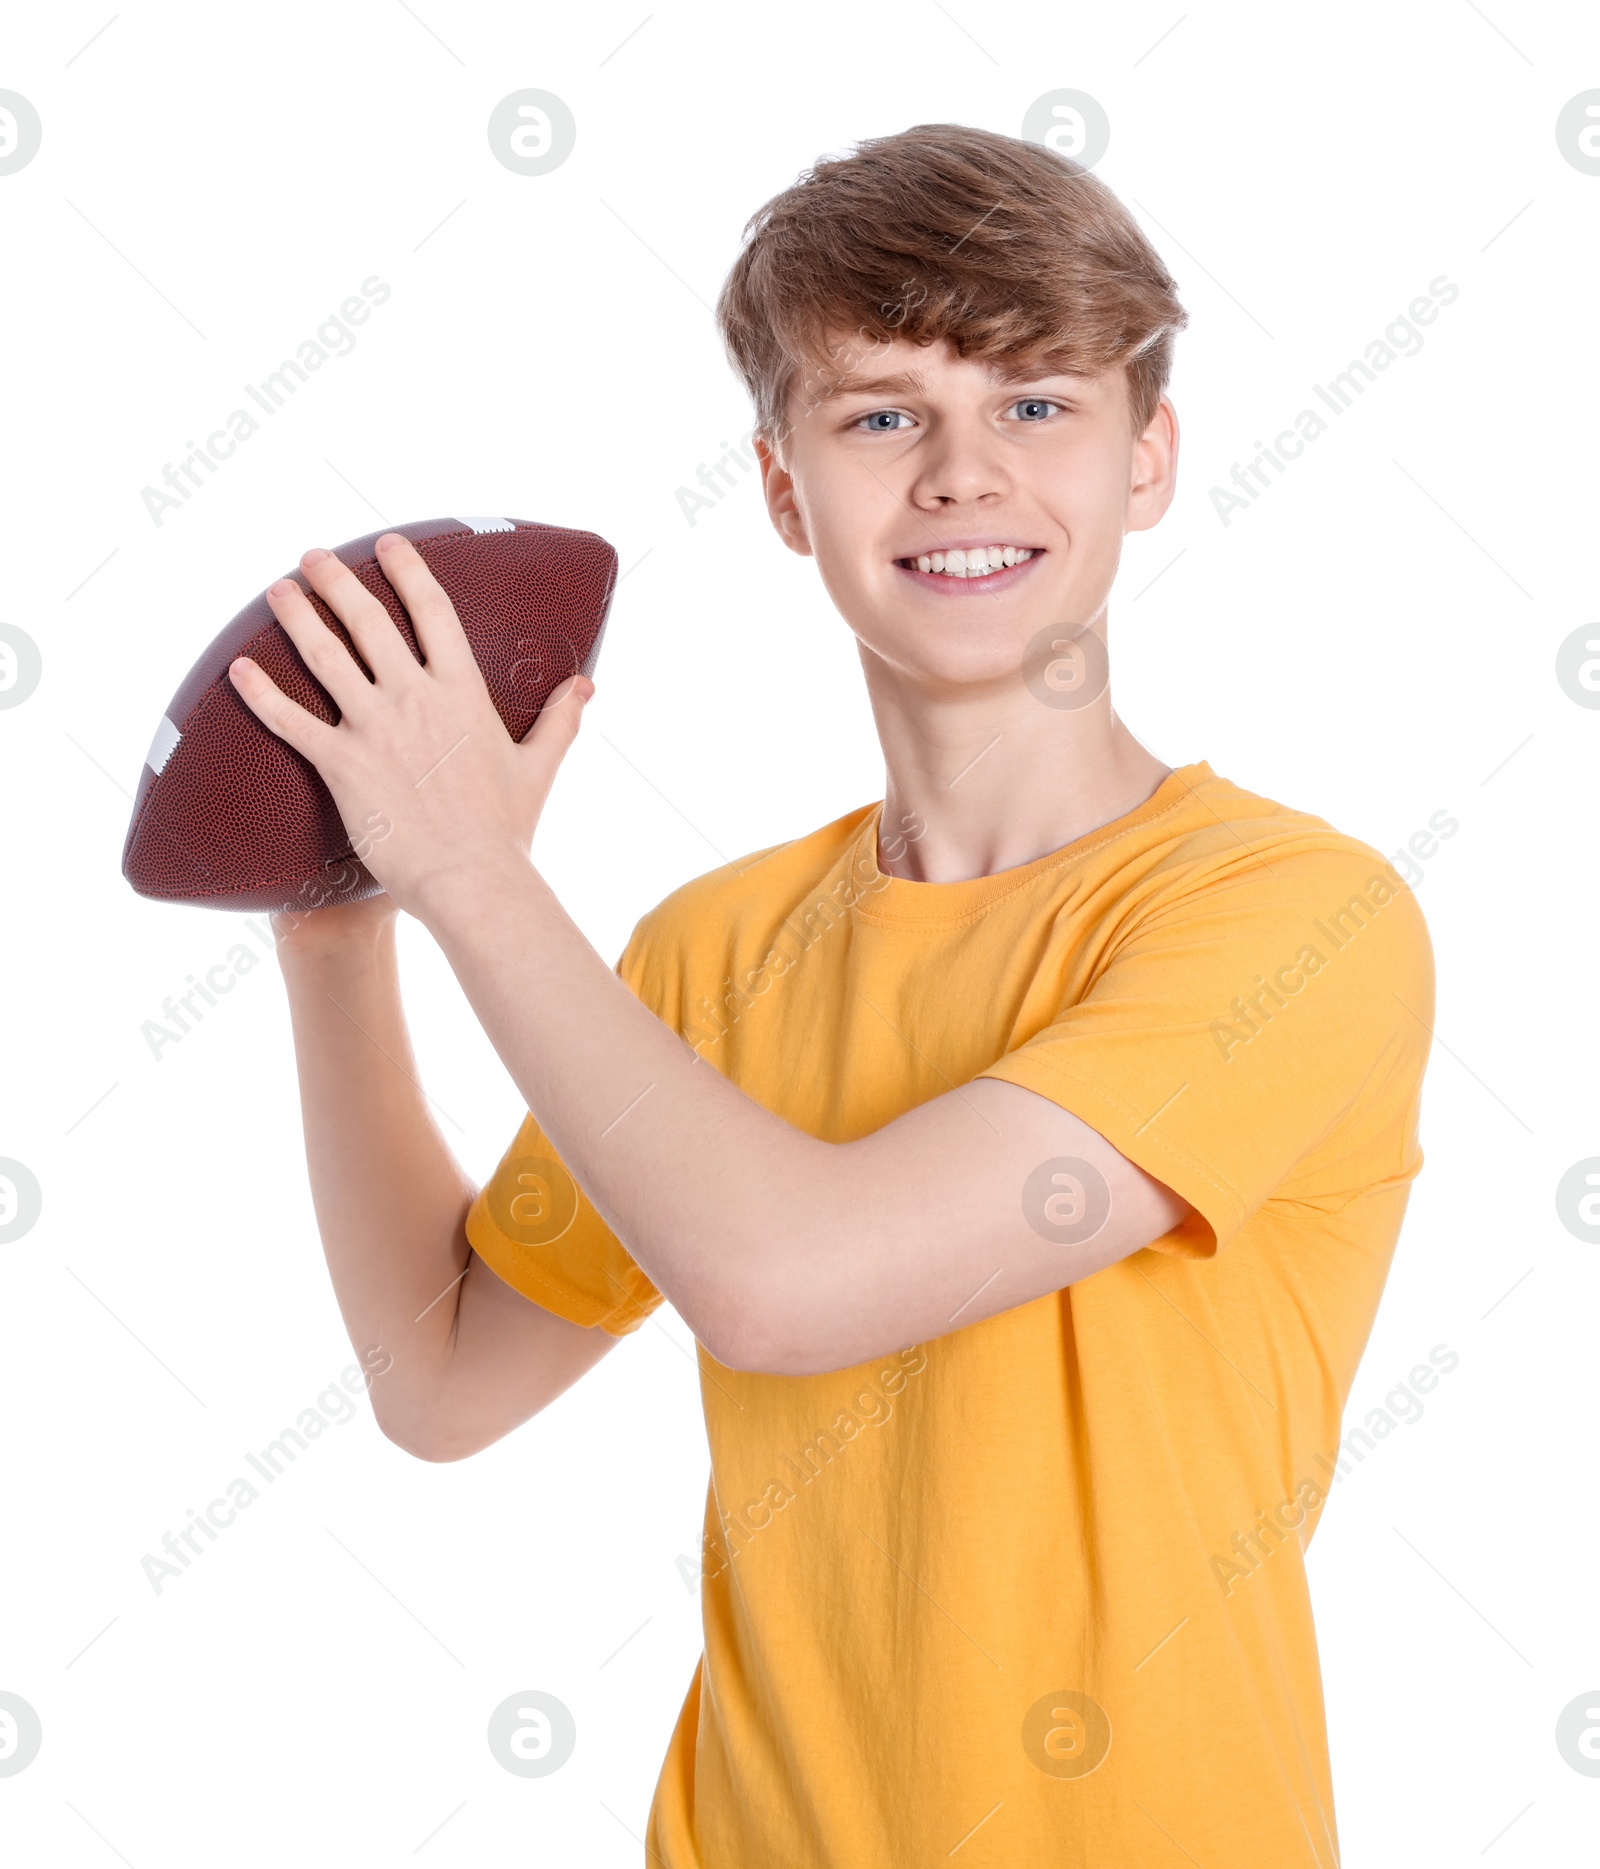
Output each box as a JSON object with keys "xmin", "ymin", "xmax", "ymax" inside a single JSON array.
[{"xmin": 905, "ymin": 408, "xmax": 1012, "ymax": 510}]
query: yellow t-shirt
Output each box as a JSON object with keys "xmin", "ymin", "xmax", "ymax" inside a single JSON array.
[{"xmin": 466, "ymin": 760, "xmax": 1434, "ymax": 1866}]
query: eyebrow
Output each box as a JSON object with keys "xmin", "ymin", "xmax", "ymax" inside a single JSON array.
[
  {"xmin": 822, "ymin": 369, "xmax": 929, "ymax": 400},
  {"xmin": 819, "ymin": 360, "xmax": 1079, "ymax": 402}
]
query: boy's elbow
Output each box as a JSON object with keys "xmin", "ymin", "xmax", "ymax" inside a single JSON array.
[
  {"xmin": 373, "ymin": 1402, "xmax": 485, "ymax": 1464},
  {"xmin": 699, "ymin": 1285, "xmax": 822, "ymax": 1379}
]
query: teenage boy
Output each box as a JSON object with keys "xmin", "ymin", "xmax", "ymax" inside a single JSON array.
[{"xmin": 234, "ymin": 124, "xmax": 1433, "ymax": 1865}]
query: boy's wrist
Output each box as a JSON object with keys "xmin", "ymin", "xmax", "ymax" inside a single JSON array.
[
  {"xmin": 408, "ymin": 851, "xmax": 546, "ymax": 948},
  {"xmin": 271, "ymin": 892, "xmax": 401, "ymax": 979}
]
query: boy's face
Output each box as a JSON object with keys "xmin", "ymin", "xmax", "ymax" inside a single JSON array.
[{"xmin": 757, "ymin": 335, "xmax": 1177, "ymax": 687}]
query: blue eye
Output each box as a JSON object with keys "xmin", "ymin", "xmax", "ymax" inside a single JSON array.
[
  {"xmin": 1012, "ymin": 398, "xmax": 1057, "ymax": 421},
  {"xmin": 857, "ymin": 409, "xmax": 912, "ymax": 431}
]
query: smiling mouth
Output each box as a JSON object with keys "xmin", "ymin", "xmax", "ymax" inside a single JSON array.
[{"xmin": 894, "ymin": 545, "xmax": 1044, "ymax": 589}]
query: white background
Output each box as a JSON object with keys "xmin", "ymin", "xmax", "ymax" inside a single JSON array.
[{"xmin": 1, "ymin": 1, "xmax": 1596, "ymax": 1862}]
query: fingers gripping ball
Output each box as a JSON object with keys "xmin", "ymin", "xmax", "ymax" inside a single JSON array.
[{"xmin": 122, "ymin": 517, "xmax": 617, "ymax": 914}]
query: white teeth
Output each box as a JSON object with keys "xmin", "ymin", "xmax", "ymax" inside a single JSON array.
[{"xmin": 905, "ymin": 546, "xmax": 1036, "ymax": 578}]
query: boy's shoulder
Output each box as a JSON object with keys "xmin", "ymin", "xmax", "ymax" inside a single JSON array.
[
  {"xmin": 1129, "ymin": 772, "xmax": 1438, "ymax": 1028},
  {"xmin": 1134, "ymin": 766, "xmax": 1436, "ymax": 956},
  {"xmin": 1141, "ymin": 766, "xmax": 1434, "ymax": 899},
  {"xmin": 618, "ymin": 801, "xmax": 879, "ymax": 977},
  {"xmin": 1181, "ymin": 766, "xmax": 1428, "ymax": 897}
]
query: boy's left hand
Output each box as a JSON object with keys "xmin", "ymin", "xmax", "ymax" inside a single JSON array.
[{"xmin": 227, "ymin": 531, "xmax": 592, "ymax": 924}]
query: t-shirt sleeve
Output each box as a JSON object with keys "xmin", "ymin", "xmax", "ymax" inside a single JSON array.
[
  {"xmin": 463, "ymin": 926, "xmax": 667, "ymax": 1335},
  {"xmin": 975, "ymin": 842, "xmax": 1435, "ymax": 1258}
]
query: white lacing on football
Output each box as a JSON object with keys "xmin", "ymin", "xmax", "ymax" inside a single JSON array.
[
  {"xmin": 454, "ymin": 516, "xmax": 516, "ymax": 533},
  {"xmin": 146, "ymin": 714, "xmax": 182, "ymax": 775}
]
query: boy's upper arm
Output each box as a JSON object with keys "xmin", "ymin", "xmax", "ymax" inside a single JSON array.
[
  {"xmin": 450, "ymin": 1246, "xmax": 621, "ymax": 1439},
  {"xmin": 464, "ymin": 1120, "xmax": 666, "ymax": 1336},
  {"xmin": 373, "ymin": 1241, "xmax": 622, "ymax": 1462}
]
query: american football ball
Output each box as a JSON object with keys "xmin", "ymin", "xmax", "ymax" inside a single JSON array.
[{"xmin": 122, "ymin": 516, "xmax": 617, "ymax": 914}]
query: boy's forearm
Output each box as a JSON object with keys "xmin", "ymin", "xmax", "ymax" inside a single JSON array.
[{"xmin": 274, "ymin": 913, "xmax": 478, "ymax": 1425}]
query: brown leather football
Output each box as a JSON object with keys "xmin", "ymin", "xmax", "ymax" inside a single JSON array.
[{"xmin": 122, "ymin": 516, "xmax": 617, "ymax": 914}]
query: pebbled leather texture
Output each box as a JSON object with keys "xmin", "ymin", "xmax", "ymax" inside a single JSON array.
[{"xmin": 122, "ymin": 517, "xmax": 618, "ymax": 913}]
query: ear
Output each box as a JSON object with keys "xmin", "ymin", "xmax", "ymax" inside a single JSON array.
[
  {"xmin": 755, "ymin": 430, "xmax": 814, "ymax": 558},
  {"xmin": 1125, "ymin": 395, "xmax": 1179, "ymax": 535}
]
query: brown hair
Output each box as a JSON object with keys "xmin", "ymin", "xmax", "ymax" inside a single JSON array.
[{"xmin": 716, "ymin": 123, "xmax": 1187, "ymax": 455}]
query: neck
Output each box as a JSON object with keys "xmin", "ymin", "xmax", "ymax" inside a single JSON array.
[{"xmin": 862, "ymin": 634, "xmax": 1173, "ymax": 884}]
